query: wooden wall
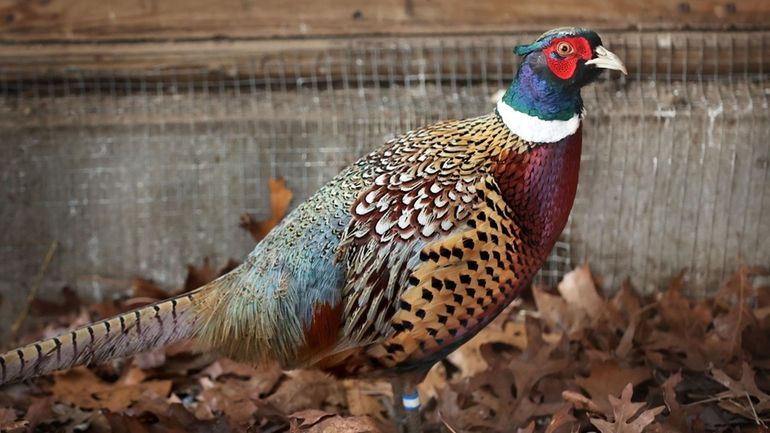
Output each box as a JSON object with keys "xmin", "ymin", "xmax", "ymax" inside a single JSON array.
[
  {"xmin": 0, "ymin": 0, "xmax": 769, "ymax": 77},
  {"xmin": 1, "ymin": 0, "xmax": 769, "ymax": 42}
]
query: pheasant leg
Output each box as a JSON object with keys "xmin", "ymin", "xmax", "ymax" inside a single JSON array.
[{"xmin": 391, "ymin": 377, "xmax": 422, "ymax": 433}]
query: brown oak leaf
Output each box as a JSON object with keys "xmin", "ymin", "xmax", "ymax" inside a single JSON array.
[
  {"xmin": 709, "ymin": 362, "xmax": 770, "ymax": 420},
  {"xmin": 575, "ymin": 360, "xmax": 651, "ymax": 416},
  {"xmin": 590, "ymin": 383, "xmax": 664, "ymax": 433},
  {"xmin": 240, "ymin": 177, "xmax": 293, "ymax": 242}
]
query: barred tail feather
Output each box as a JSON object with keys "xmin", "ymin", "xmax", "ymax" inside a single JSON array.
[{"xmin": 0, "ymin": 285, "xmax": 212, "ymax": 386}]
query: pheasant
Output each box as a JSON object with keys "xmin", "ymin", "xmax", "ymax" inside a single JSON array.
[{"xmin": 0, "ymin": 28, "xmax": 625, "ymax": 431}]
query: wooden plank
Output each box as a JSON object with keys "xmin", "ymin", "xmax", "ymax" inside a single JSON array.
[
  {"xmin": 0, "ymin": 0, "xmax": 768, "ymax": 42},
  {"xmin": 1, "ymin": 32, "xmax": 768, "ymax": 82}
]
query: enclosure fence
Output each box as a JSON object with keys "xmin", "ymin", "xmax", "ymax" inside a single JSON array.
[{"xmin": 1, "ymin": 31, "xmax": 768, "ymax": 335}]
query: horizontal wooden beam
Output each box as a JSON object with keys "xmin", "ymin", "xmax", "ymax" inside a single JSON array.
[
  {"xmin": 0, "ymin": 32, "xmax": 768, "ymax": 83},
  {"xmin": 0, "ymin": 0, "xmax": 768, "ymax": 43}
]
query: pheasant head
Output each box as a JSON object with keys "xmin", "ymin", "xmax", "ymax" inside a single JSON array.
[{"xmin": 499, "ymin": 27, "xmax": 626, "ymax": 143}]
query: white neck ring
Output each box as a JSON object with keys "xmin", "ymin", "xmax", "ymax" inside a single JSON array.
[{"xmin": 496, "ymin": 98, "xmax": 581, "ymax": 143}]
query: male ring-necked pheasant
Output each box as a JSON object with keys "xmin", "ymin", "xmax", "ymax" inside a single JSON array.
[{"xmin": 0, "ymin": 28, "xmax": 625, "ymax": 431}]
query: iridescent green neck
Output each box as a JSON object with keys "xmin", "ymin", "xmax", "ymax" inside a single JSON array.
[{"xmin": 501, "ymin": 61, "xmax": 583, "ymax": 121}]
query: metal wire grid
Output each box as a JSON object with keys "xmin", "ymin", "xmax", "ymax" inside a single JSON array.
[{"xmin": 0, "ymin": 32, "xmax": 767, "ymax": 324}]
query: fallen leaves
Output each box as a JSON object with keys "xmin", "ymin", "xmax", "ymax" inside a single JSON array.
[
  {"xmin": 424, "ymin": 264, "xmax": 770, "ymax": 432},
  {"xmin": 51, "ymin": 367, "xmax": 173, "ymax": 413},
  {"xmin": 708, "ymin": 362, "xmax": 770, "ymax": 422},
  {"xmin": 2, "ymin": 174, "xmax": 769, "ymax": 433},
  {"xmin": 266, "ymin": 369, "xmax": 345, "ymax": 415}
]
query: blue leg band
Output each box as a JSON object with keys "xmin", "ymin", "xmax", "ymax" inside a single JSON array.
[{"xmin": 402, "ymin": 391, "xmax": 420, "ymax": 411}]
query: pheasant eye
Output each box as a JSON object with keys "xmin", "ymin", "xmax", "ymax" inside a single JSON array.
[{"xmin": 556, "ymin": 42, "xmax": 574, "ymax": 57}]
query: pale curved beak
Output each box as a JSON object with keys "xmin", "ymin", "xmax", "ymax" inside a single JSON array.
[{"xmin": 585, "ymin": 46, "xmax": 627, "ymax": 75}]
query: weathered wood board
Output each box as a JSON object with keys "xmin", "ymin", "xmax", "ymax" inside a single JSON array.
[
  {"xmin": 1, "ymin": 31, "xmax": 769, "ymax": 82},
  {"xmin": 0, "ymin": 0, "xmax": 768, "ymax": 42}
]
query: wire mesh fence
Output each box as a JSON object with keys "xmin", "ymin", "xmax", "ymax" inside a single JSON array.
[{"xmin": 0, "ymin": 31, "xmax": 768, "ymax": 334}]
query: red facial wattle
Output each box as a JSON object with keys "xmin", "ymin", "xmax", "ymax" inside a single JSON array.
[{"xmin": 543, "ymin": 37, "xmax": 593, "ymax": 80}]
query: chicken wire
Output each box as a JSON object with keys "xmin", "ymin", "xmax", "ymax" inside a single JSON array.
[{"xmin": 0, "ymin": 31, "xmax": 768, "ymax": 335}]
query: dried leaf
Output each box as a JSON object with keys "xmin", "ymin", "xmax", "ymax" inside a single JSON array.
[
  {"xmin": 575, "ymin": 361, "xmax": 651, "ymax": 415},
  {"xmin": 642, "ymin": 330, "xmax": 709, "ymax": 371},
  {"xmin": 131, "ymin": 278, "xmax": 170, "ymax": 299},
  {"xmin": 181, "ymin": 257, "xmax": 240, "ymax": 293},
  {"xmin": 590, "ymin": 383, "xmax": 665, "ymax": 433},
  {"xmin": 183, "ymin": 257, "xmax": 218, "ymax": 292},
  {"xmin": 709, "ymin": 362, "xmax": 770, "ymax": 419},
  {"xmin": 501, "ymin": 338, "xmax": 569, "ymax": 399},
  {"xmin": 516, "ymin": 421, "xmax": 536, "ymax": 433},
  {"xmin": 0, "ymin": 407, "xmax": 25, "ymax": 432},
  {"xmin": 201, "ymin": 357, "xmax": 266, "ymax": 381},
  {"xmin": 290, "ymin": 409, "xmax": 336, "ymax": 427},
  {"xmin": 30, "ymin": 286, "xmax": 82, "ymax": 316},
  {"xmin": 533, "ymin": 286, "xmax": 586, "ymax": 338},
  {"xmin": 52, "ymin": 367, "xmax": 172, "ymax": 412},
  {"xmin": 611, "ymin": 279, "xmax": 643, "ymax": 318},
  {"xmin": 133, "ymin": 347, "xmax": 167, "ymax": 370},
  {"xmin": 267, "ymin": 369, "xmax": 345, "ymax": 415},
  {"xmin": 303, "ymin": 415, "xmax": 379, "ymax": 433},
  {"xmin": 447, "ymin": 320, "xmax": 527, "ymax": 378},
  {"xmin": 660, "ymin": 372, "xmax": 687, "ymax": 431},
  {"xmin": 711, "ymin": 275, "xmax": 757, "ymax": 358},
  {"xmin": 18, "ymin": 397, "xmax": 55, "ymax": 429},
  {"xmin": 545, "ymin": 405, "xmax": 576, "ymax": 433},
  {"xmin": 240, "ymin": 177, "xmax": 293, "ymax": 242},
  {"xmin": 562, "ymin": 390, "xmax": 603, "ymax": 413},
  {"xmin": 197, "ymin": 377, "xmax": 261, "ymax": 428},
  {"xmin": 342, "ymin": 379, "xmax": 390, "ymax": 422},
  {"xmin": 656, "ymin": 271, "xmax": 712, "ymax": 338},
  {"xmin": 715, "ymin": 266, "xmax": 766, "ymax": 306},
  {"xmin": 0, "ymin": 407, "xmax": 16, "ymax": 424},
  {"xmin": 557, "ymin": 264, "xmax": 605, "ymax": 319},
  {"xmin": 419, "ymin": 360, "xmax": 449, "ymax": 404}
]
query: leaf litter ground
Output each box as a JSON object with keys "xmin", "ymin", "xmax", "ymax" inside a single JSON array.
[{"xmin": 1, "ymin": 178, "xmax": 769, "ymax": 433}]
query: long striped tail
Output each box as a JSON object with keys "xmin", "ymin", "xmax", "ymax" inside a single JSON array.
[{"xmin": 0, "ymin": 284, "xmax": 212, "ymax": 386}]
